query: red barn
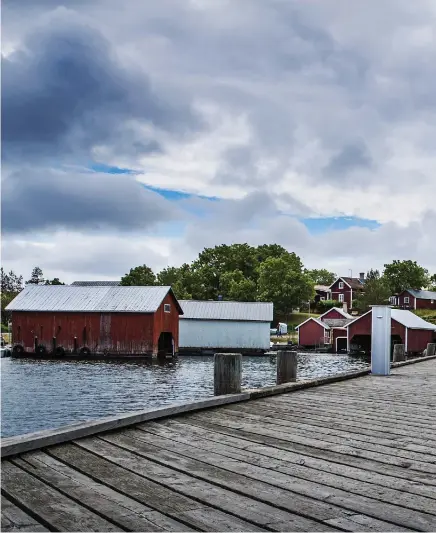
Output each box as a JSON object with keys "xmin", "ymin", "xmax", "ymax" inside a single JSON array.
[
  {"xmin": 328, "ymin": 275, "xmax": 365, "ymax": 311},
  {"xmin": 296, "ymin": 307, "xmax": 354, "ymax": 351},
  {"xmin": 391, "ymin": 289, "xmax": 436, "ymax": 311},
  {"xmin": 6, "ymin": 285, "xmax": 183, "ymax": 358},
  {"xmin": 347, "ymin": 308, "xmax": 436, "ymax": 355}
]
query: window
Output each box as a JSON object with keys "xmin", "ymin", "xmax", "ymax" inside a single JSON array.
[
  {"xmin": 431, "ymin": 300, "xmax": 434, "ymax": 304},
  {"xmin": 339, "ymin": 294, "xmax": 344, "ymax": 303},
  {"xmin": 404, "ymin": 296, "xmax": 409, "ymax": 304},
  {"xmin": 164, "ymin": 304, "xmax": 171, "ymax": 313},
  {"xmin": 339, "ymin": 282, "xmax": 344, "ymax": 289}
]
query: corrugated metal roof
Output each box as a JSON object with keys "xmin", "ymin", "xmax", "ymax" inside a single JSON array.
[
  {"xmin": 71, "ymin": 281, "xmax": 121, "ymax": 286},
  {"xmin": 179, "ymin": 300, "xmax": 273, "ymax": 322},
  {"xmin": 406, "ymin": 289, "xmax": 436, "ymax": 301},
  {"xmin": 391, "ymin": 309, "xmax": 436, "ymax": 330},
  {"xmin": 5, "ymin": 285, "xmax": 174, "ymax": 313}
]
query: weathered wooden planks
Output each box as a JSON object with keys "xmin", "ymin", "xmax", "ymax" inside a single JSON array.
[{"xmin": 1, "ymin": 495, "xmax": 48, "ymax": 532}]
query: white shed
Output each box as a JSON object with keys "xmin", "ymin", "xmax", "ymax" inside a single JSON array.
[{"xmin": 178, "ymin": 300, "xmax": 274, "ymax": 355}]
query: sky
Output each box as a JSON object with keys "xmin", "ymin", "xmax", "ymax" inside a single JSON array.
[{"xmin": 2, "ymin": 0, "xmax": 436, "ymax": 283}]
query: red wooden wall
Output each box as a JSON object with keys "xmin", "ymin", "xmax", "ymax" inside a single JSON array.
[{"xmin": 298, "ymin": 320, "xmax": 326, "ymax": 346}]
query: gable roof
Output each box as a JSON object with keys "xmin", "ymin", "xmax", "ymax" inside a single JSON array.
[
  {"xmin": 346, "ymin": 308, "xmax": 436, "ymax": 331},
  {"xmin": 403, "ymin": 289, "xmax": 436, "ymax": 301},
  {"xmin": 5, "ymin": 285, "xmax": 183, "ymax": 314},
  {"xmin": 314, "ymin": 285, "xmax": 331, "ymax": 293},
  {"xmin": 179, "ymin": 300, "xmax": 273, "ymax": 322},
  {"xmin": 295, "ymin": 317, "xmax": 330, "ymax": 330},
  {"xmin": 319, "ymin": 307, "xmax": 353, "ymax": 320},
  {"xmin": 71, "ymin": 281, "xmax": 121, "ymax": 286},
  {"xmin": 328, "ymin": 277, "xmax": 365, "ymax": 290}
]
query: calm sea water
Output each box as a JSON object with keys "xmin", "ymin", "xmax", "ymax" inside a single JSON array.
[{"xmin": 1, "ymin": 354, "xmax": 370, "ymax": 438}]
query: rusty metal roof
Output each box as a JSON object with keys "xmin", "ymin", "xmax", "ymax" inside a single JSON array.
[
  {"xmin": 179, "ymin": 300, "xmax": 273, "ymax": 322},
  {"xmin": 5, "ymin": 285, "xmax": 176, "ymax": 313}
]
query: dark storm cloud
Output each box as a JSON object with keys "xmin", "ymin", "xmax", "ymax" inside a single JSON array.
[
  {"xmin": 1, "ymin": 8, "xmax": 200, "ymax": 163},
  {"xmin": 324, "ymin": 142, "xmax": 373, "ymax": 178},
  {"xmin": 1, "ymin": 168, "xmax": 179, "ymax": 234}
]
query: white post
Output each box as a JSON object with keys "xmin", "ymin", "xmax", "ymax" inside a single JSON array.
[{"xmin": 371, "ymin": 305, "xmax": 391, "ymax": 375}]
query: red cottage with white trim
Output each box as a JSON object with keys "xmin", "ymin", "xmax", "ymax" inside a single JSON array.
[
  {"xmin": 392, "ymin": 289, "xmax": 436, "ymax": 311},
  {"xmin": 328, "ymin": 274, "xmax": 365, "ymax": 311}
]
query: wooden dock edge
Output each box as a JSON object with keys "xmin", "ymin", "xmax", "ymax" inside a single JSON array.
[{"xmin": 2, "ymin": 354, "xmax": 435, "ymax": 458}]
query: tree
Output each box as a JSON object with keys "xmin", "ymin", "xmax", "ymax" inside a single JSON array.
[
  {"xmin": 317, "ymin": 299, "xmax": 341, "ymax": 313},
  {"xmin": 257, "ymin": 255, "xmax": 314, "ymax": 321},
  {"xmin": 26, "ymin": 266, "xmax": 45, "ymax": 285},
  {"xmin": 1, "ymin": 268, "xmax": 23, "ymax": 326},
  {"xmin": 307, "ymin": 269, "xmax": 336, "ymax": 286},
  {"xmin": 355, "ymin": 270, "xmax": 391, "ymax": 312},
  {"xmin": 383, "ymin": 260, "xmax": 429, "ymax": 294},
  {"xmin": 156, "ymin": 265, "xmax": 193, "ymax": 300},
  {"xmin": 429, "ymin": 274, "xmax": 436, "ymax": 292},
  {"xmin": 219, "ymin": 270, "xmax": 257, "ymax": 302},
  {"xmin": 45, "ymin": 278, "xmax": 65, "ymax": 285},
  {"xmin": 120, "ymin": 265, "xmax": 156, "ymax": 286}
]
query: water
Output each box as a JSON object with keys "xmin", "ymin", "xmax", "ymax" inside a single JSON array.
[{"xmin": 1, "ymin": 354, "xmax": 369, "ymax": 438}]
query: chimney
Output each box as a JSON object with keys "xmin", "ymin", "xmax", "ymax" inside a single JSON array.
[
  {"xmin": 342, "ymin": 302, "xmax": 348, "ymax": 314},
  {"xmin": 359, "ymin": 272, "xmax": 365, "ymax": 281}
]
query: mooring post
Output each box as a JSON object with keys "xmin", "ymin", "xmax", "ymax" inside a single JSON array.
[
  {"xmin": 371, "ymin": 305, "xmax": 391, "ymax": 375},
  {"xmin": 52, "ymin": 337, "xmax": 57, "ymax": 353},
  {"xmin": 214, "ymin": 353, "xmax": 242, "ymax": 395},
  {"xmin": 73, "ymin": 336, "xmax": 78, "ymax": 353},
  {"xmin": 277, "ymin": 350, "xmax": 297, "ymax": 385},
  {"xmin": 392, "ymin": 343, "xmax": 406, "ymax": 362},
  {"xmin": 427, "ymin": 343, "xmax": 436, "ymax": 356},
  {"xmin": 34, "ymin": 336, "xmax": 38, "ymax": 352}
]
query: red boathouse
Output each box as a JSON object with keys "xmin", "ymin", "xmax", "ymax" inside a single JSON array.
[{"xmin": 6, "ymin": 285, "xmax": 183, "ymax": 357}]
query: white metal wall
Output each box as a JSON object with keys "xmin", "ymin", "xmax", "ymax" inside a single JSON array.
[{"xmin": 179, "ymin": 319, "xmax": 271, "ymax": 350}]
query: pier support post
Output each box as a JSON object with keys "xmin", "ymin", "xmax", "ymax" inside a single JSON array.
[
  {"xmin": 371, "ymin": 305, "xmax": 391, "ymax": 376},
  {"xmin": 427, "ymin": 343, "xmax": 436, "ymax": 356},
  {"xmin": 393, "ymin": 344, "xmax": 406, "ymax": 362},
  {"xmin": 52, "ymin": 337, "xmax": 57, "ymax": 354},
  {"xmin": 277, "ymin": 351, "xmax": 297, "ymax": 385},
  {"xmin": 214, "ymin": 353, "xmax": 242, "ymax": 395}
]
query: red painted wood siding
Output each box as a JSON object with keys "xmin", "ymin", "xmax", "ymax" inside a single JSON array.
[
  {"xmin": 298, "ymin": 320, "xmax": 326, "ymax": 346},
  {"xmin": 330, "ymin": 279, "xmax": 364, "ymax": 310},
  {"xmin": 397, "ymin": 290, "xmax": 436, "ymax": 310},
  {"xmin": 407, "ymin": 329, "xmax": 435, "ymax": 353},
  {"xmin": 11, "ymin": 291, "xmax": 181, "ymax": 355},
  {"xmin": 321, "ymin": 308, "xmax": 344, "ymax": 320},
  {"xmin": 347, "ymin": 313, "xmax": 406, "ymax": 342}
]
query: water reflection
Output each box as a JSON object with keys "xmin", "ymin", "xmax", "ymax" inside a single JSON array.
[{"xmin": 1, "ymin": 354, "xmax": 370, "ymax": 437}]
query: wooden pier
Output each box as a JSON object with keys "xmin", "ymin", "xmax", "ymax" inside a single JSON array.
[{"xmin": 2, "ymin": 357, "xmax": 436, "ymax": 532}]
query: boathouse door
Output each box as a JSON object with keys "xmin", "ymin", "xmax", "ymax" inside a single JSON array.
[{"xmin": 158, "ymin": 332, "xmax": 174, "ymax": 356}]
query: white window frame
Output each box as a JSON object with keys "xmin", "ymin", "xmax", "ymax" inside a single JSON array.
[
  {"xmin": 339, "ymin": 294, "xmax": 344, "ymax": 303},
  {"xmin": 338, "ymin": 282, "xmax": 344, "ymax": 289},
  {"xmin": 164, "ymin": 304, "xmax": 171, "ymax": 313},
  {"xmin": 404, "ymin": 296, "xmax": 409, "ymax": 304}
]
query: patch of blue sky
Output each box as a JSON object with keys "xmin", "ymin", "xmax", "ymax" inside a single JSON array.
[
  {"xmin": 301, "ymin": 216, "xmax": 380, "ymax": 234},
  {"xmin": 89, "ymin": 163, "xmax": 140, "ymax": 175}
]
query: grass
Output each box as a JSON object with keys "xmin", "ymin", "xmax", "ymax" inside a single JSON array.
[
  {"xmin": 414, "ymin": 309, "xmax": 436, "ymax": 325},
  {"xmin": 1, "ymin": 333, "xmax": 11, "ymax": 344},
  {"xmin": 278, "ymin": 312, "xmax": 321, "ymax": 330}
]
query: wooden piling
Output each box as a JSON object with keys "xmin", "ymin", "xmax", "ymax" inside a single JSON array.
[
  {"xmin": 393, "ymin": 344, "xmax": 406, "ymax": 362},
  {"xmin": 214, "ymin": 353, "xmax": 242, "ymax": 395},
  {"xmin": 427, "ymin": 343, "xmax": 436, "ymax": 356},
  {"xmin": 52, "ymin": 337, "xmax": 57, "ymax": 353},
  {"xmin": 277, "ymin": 350, "xmax": 297, "ymax": 385}
]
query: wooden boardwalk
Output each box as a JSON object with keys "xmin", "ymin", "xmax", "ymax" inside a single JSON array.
[{"xmin": 2, "ymin": 359, "xmax": 436, "ymax": 532}]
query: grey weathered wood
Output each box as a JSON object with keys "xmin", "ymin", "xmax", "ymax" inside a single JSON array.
[
  {"xmin": 276, "ymin": 350, "xmax": 297, "ymax": 384},
  {"xmin": 13, "ymin": 453, "xmax": 194, "ymax": 532},
  {"xmin": 427, "ymin": 343, "xmax": 436, "ymax": 356},
  {"xmin": 393, "ymin": 343, "xmax": 406, "ymax": 362},
  {"xmin": 1, "ymin": 461, "xmax": 119, "ymax": 531},
  {"xmin": 214, "ymin": 353, "xmax": 242, "ymax": 395},
  {"xmin": 136, "ymin": 422, "xmax": 436, "ymax": 514},
  {"xmin": 74, "ymin": 437, "xmax": 337, "ymax": 530},
  {"xmin": 1, "ymin": 393, "xmax": 250, "ymax": 458},
  {"xmin": 1, "ymin": 495, "xmax": 48, "ymax": 532},
  {"xmin": 49, "ymin": 443, "xmax": 270, "ymax": 531}
]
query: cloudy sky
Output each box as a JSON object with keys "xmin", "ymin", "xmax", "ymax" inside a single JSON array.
[{"xmin": 2, "ymin": 0, "xmax": 435, "ymax": 283}]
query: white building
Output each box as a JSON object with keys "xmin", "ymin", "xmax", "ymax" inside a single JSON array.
[{"xmin": 178, "ymin": 300, "xmax": 274, "ymax": 355}]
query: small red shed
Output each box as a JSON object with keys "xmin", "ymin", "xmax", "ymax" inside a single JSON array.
[
  {"xmin": 6, "ymin": 285, "xmax": 183, "ymax": 357},
  {"xmin": 296, "ymin": 307, "xmax": 354, "ymax": 350},
  {"xmin": 347, "ymin": 308, "xmax": 436, "ymax": 355},
  {"xmin": 296, "ymin": 318, "xmax": 330, "ymax": 347}
]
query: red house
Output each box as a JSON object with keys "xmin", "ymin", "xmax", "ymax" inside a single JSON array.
[
  {"xmin": 391, "ymin": 289, "xmax": 436, "ymax": 310},
  {"xmin": 347, "ymin": 308, "xmax": 436, "ymax": 355},
  {"xmin": 296, "ymin": 307, "xmax": 353, "ymax": 351},
  {"xmin": 6, "ymin": 285, "xmax": 183, "ymax": 358},
  {"xmin": 328, "ymin": 274, "xmax": 365, "ymax": 311}
]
